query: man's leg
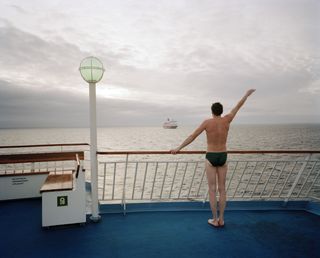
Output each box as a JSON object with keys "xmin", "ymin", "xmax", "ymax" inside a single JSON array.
[
  {"xmin": 205, "ymin": 161, "xmax": 218, "ymax": 225},
  {"xmin": 217, "ymin": 164, "xmax": 227, "ymax": 225}
]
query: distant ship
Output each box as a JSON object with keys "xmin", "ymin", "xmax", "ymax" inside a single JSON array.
[{"xmin": 163, "ymin": 118, "xmax": 178, "ymax": 129}]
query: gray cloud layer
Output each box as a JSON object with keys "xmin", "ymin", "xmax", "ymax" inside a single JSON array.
[{"xmin": 0, "ymin": 0, "xmax": 319, "ymax": 128}]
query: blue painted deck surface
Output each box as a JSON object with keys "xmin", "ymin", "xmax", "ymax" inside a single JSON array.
[{"xmin": 1, "ymin": 199, "xmax": 320, "ymax": 258}]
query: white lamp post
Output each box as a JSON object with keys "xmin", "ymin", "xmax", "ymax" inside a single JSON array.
[{"xmin": 79, "ymin": 56, "xmax": 104, "ymax": 222}]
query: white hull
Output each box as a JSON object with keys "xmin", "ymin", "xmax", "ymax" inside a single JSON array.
[
  {"xmin": 163, "ymin": 119, "xmax": 178, "ymax": 129},
  {"xmin": 163, "ymin": 125, "xmax": 178, "ymax": 129}
]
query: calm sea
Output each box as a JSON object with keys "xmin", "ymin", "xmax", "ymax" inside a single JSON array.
[
  {"xmin": 1, "ymin": 124, "xmax": 319, "ymax": 199},
  {"xmin": 0, "ymin": 124, "xmax": 319, "ymax": 152}
]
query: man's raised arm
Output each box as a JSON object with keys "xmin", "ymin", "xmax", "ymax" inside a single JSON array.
[{"xmin": 226, "ymin": 89, "xmax": 256, "ymax": 122}]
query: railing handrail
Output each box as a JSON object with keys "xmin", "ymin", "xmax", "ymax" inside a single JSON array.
[
  {"xmin": 0, "ymin": 151, "xmax": 85, "ymax": 164},
  {"xmin": 97, "ymin": 150, "xmax": 320, "ymax": 155},
  {"xmin": 0, "ymin": 143, "xmax": 89, "ymax": 149}
]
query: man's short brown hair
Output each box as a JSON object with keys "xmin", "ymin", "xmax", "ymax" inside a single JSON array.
[{"xmin": 211, "ymin": 102, "xmax": 223, "ymax": 116}]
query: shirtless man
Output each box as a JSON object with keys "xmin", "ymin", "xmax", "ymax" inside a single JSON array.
[{"xmin": 171, "ymin": 89, "xmax": 256, "ymax": 227}]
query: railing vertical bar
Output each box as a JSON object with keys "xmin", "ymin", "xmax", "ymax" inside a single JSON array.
[
  {"xmin": 141, "ymin": 162, "xmax": 149, "ymax": 199},
  {"xmin": 188, "ymin": 162, "xmax": 199, "ymax": 198},
  {"xmin": 102, "ymin": 163, "xmax": 107, "ymax": 200},
  {"xmin": 279, "ymin": 161, "xmax": 298, "ymax": 197},
  {"xmin": 284, "ymin": 155, "xmax": 311, "ymax": 203},
  {"xmin": 112, "ymin": 162, "xmax": 116, "ymax": 200},
  {"xmin": 203, "ymin": 184, "xmax": 209, "ymax": 203},
  {"xmin": 74, "ymin": 159, "xmax": 77, "ymax": 173},
  {"xmin": 269, "ymin": 162, "xmax": 286, "ymax": 197},
  {"xmin": 71, "ymin": 160, "xmax": 75, "ymax": 172},
  {"xmin": 226, "ymin": 161, "xmax": 238, "ymax": 191},
  {"xmin": 178, "ymin": 162, "xmax": 188, "ymax": 198},
  {"xmin": 196, "ymin": 165, "xmax": 206, "ymax": 197},
  {"xmin": 260, "ymin": 162, "xmax": 277, "ymax": 197},
  {"xmin": 121, "ymin": 154, "xmax": 129, "ymax": 215},
  {"xmin": 160, "ymin": 162, "xmax": 169, "ymax": 199},
  {"xmin": 131, "ymin": 162, "xmax": 138, "ymax": 200},
  {"xmin": 306, "ymin": 162, "xmax": 320, "ymax": 197},
  {"xmin": 242, "ymin": 161, "xmax": 258, "ymax": 197},
  {"xmin": 169, "ymin": 163, "xmax": 179, "ymax": 198},
  {"xmin": 150, "ymin": 162, "xmax": 159, "ymax": 199},
  {"xmin": 251, "ymin": 162, "xmax": 268, "ymax": 197},
  {"xmin": 297, "ymin": 162, "xmax": 316, "ymax": 197},
  {"xmin": 233, "ymin": 161, "xmax": 248, "ymax": 197}
]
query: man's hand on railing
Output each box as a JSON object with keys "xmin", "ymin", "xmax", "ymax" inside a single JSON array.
[{"xmin": 170, "ymin": 148, "xmax": 180, "ymax": 155}]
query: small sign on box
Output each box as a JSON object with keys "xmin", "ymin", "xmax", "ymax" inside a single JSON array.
[{"xmin": 57, "ymin": 196, "xmax": 68, "ymax": 207}]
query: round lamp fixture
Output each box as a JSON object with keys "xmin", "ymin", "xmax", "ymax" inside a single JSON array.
[
  {"xmin": 79, "ymin": 56, "xmax": 105, "ymax": 83},
  {"xmin": 79, "ymin": 56, "xmax": 105, "ymax": 222}
]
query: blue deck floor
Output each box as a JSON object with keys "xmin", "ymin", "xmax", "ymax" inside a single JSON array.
[{"xmin": 1, "ymin": 199, "xmax": 320, "ymax": 258}]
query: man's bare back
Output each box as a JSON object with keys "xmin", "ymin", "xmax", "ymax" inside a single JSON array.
[{"xmin": 203, "ymin": 116, "xmax": 231, "ymax": 152}]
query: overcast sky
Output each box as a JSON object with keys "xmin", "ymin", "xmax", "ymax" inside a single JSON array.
[{"xmin": 0, "ymin": 0, "xmax": 319, "ymax": 128}]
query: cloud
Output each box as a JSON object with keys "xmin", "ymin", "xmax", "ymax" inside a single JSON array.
[
  {"xmin": 0, "ymin": 79, "xmax": 87, "ymax": 128},
  {"xmin": 0, "ymin": 0, "xmax": 319, "ymax": 128},
  {"xmin": 0, "ymin": 21, "xmax": 84, "ymax": 88},
  {"xmin": 299, "ymin": 80, "xmax": 320, "ymax": 95},
  {"xmin": 9, "ymin": 4, "xmax": 27, "ymax": 14},
  {"xmin": 0, "ymin": 78, "xmax": 209, "ymax": 128}
]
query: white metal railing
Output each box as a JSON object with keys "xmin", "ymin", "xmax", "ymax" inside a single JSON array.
[
  {"xmin": 0, "ymin": 144, "xmax": 89, "ymax": 175},
  {"xmin": 97, "ymin": 151, "xmax": 320, "ymax": 208},
  {"xmin": 0, "ymin": 160, "xmax": 78, "ymax": 175}
]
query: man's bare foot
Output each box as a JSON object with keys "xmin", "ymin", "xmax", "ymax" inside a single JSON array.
[
  {"xmin": 218, "ymin": 219, "xmax": 225, "ymax": 227},
  {"xmin": 208, "ymin": 219, "xmax": 219, "ymax": 228}
]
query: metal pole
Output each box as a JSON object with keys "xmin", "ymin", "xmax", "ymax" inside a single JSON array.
[{"xmin": 89, "ymin": 82, "xmax": 101, "ymax": 222}]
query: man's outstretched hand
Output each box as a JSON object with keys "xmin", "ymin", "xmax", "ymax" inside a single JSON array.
[{"xmin": 246, "ymin": 89, "xmax": 256, "ymax": 97}]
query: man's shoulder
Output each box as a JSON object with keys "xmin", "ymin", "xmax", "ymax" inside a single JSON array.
[
  {"xmin": 222, "ymin": 114, "xmax": 233, "ymax": 123},
  {"xmin": 198, "ymin": 118, "xmax": 211, "ymax": 129},
  {"xmin": 202, "ymin": 118, "xmax": 213, "ymax": 124}
]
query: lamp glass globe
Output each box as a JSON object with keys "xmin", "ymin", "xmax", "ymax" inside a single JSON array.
[{"xmin": 79, "ymin": 56, "xmax": 104, "ymax": 83}]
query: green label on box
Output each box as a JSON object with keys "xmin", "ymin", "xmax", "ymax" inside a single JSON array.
[{"xmin": 57, "ymin": 196, "xmax": 68, "ymax": 207}]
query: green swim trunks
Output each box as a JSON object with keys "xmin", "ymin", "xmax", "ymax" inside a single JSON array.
[{"xmin": 206, "ymin": 152, "xmax": 227, "ymax": 167}]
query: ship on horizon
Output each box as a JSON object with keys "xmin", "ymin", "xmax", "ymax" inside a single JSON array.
[{"xmin": 163, "ymin": 118, "xmax": 178, "ymax": 129}]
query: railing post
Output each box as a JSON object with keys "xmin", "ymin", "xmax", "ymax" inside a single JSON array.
[
  {"xmin": 122, "ymin": 154, "xmax": 129, "ymax": 215},
  {"xmin": 102, "ymin": 163, "xmax": 107, "ymax": 200},
  {"xmin": 203, "ymin": 188, "xmax": 208, "ymax": 204},
  {"xmin": 283, "ymin": 154, "xmax": 311, "ymax": 205},
  {"xmin": 169, "ymin": 163, "xmax": 178, "ymax": 198}
]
